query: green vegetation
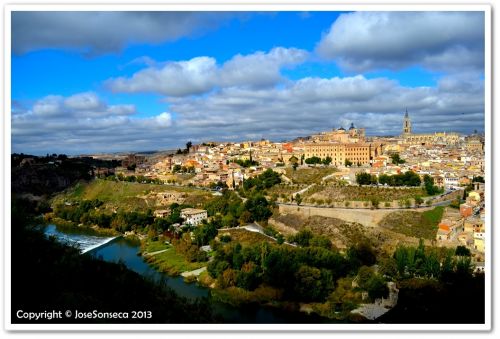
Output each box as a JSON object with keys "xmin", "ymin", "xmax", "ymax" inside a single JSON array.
[
  {"xmin": 53, "ymin": 179, "xmax": 211, "ymax": 212},
  {"xmin": 49, "ymin": 218, "xmax": 118, "ymax": 237},
  {"xmin": 172, "ymin": 164, "xmax": 195, "ymax": 174},
  {"xmin": 11, "ymin": 197, "xmax": 216, "ymax": 324},
  {"xmin": 375, "ymin": 171, "xmax": 421, "ymax": 187},
  {"xmin": 355, "ymin": 172, "xmax": 378, "ymax": 185},
  {"xmin": 109, "ymin": 173, "xmax": 164, "ymax": 184},
  {"xmin": 423, "ymin": 174, "xmax": 444, "ymax": 196},
  {"xmin": 306, "ymin": 185, "xmax": 426, "ymax": 203},
  {"xmin": 390, "ymin": 153, "xmax": 406, "ymax": 165},
  {"xmin": 284, "ymin": 167, "xmax": 338, "ymax": 185},
  {"xmin": 242, "ymin": 168, "xmax": 281, "ymax": 192},
  {"xmin": 287, "ymin": 229, "xmax": 332, "ymax": 249},
  {"xmin": 143, "ymin": 237, "xmax": 207, "ymax": 276},
  {"xmin": 207, "ymin": 241, "xmax": 350, "ymax": 303},
  {"xmin": 305, "ymin": 156, "xmax": 332, "ymax": 165},
  {"xmin": 218, "ymin": 228, "xmax": 276, "ymax": 246},
  {"xmin": 378, "ymin": 206, "xmax": 445, "ymax": 239}
]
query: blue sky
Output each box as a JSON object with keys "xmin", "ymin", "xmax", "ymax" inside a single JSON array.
[{"xmin": 11, "ymin": 11, "xmax": 485, "ymax": 154}]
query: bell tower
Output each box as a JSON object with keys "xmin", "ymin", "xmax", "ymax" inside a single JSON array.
[{"xmin": 403, "ymin": 108, "xmax": 412, "ymax": 135}]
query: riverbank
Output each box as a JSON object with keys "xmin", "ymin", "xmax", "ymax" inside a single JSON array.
[
  {"xmin": 140, "ymin": 239, "xmax": 207, "ymax": 276},
  {"xmin": 44, "ymin": 214, "xmax": 119, "ymax": 237}
]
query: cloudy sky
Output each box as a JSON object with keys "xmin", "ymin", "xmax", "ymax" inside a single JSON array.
[{"xmin": 11, "ymin": 11, "xmax": 485, "ymax": 155}]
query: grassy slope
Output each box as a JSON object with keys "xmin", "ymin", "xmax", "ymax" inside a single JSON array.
[
  {"xmin": 52, "ymin": 179, "xmax": 213, "ymax": 212},
  {"xmin": 307, "ymin": 185, "xmax": 427, "ymax": 202},
  {"xmin": 284, "ymin": 167, "xmax": 338, "ymax": 185},
  {"xmin": 377, "ymin": 206, "xmax": 445, "ymax": 240},
  {"xmin": 142, "ymin": 240, "xmax": 206, "ymax": 276},
  {"xmin": 218, "ymin": 228, "xmax": 276, "ymax": 246}
]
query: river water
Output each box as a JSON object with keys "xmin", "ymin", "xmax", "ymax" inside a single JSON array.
[{"xmin": 43, "ymin": 224, "xmax": 336, "ymax": 324}]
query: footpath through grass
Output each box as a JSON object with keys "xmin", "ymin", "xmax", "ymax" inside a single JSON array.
[
  {"xmin": 142, "ymin": 239, "xmax": 206, "ymax": 276},
  {"xmin": 284, "ymin": 167, "xmax": 338, "ymax": 185}
]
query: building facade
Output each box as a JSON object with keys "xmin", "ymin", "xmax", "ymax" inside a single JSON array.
[
  {"xmin": 180, "ymin": 208, "xmax": 208, "ymax": 226},
  {"xmin": 304, "ymin": 142, "xmax": 372, "ymax": 166},
  {"xmin": 401, "ymin": 110, "xmax": 460, "ymax": 145}
]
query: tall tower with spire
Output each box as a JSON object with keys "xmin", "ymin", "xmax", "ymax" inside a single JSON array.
[{"xmin": 403, "ymin": 108, "xmax": 412, "ymax": 135}]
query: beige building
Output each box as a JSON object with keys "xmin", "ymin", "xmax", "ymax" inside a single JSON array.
[
  {"xmin": 304, "ymin": 142, "xmax": 372, "ymax": 166},
  {"xmin": 181, "ymin": 208, "xmax": 208, "ymax": 226},
  {"xmin": 312, "ymin": 123, "xmax": 366, "ymax": 143},
  {"xmin": 465, "ymin": 135, "xmax": 484, "ymax": 152},
  {"xmin": 401, "ymin": 110, "xmax": 460, "ymax": 145}
]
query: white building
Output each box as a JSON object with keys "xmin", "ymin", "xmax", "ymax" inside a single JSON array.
[{"xmin": 180, "ymin": 208, "xmax": 208, "ymax": 226}]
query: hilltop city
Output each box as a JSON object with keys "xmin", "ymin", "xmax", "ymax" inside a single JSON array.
[
  {"xmin": 85, "ymin": 110, "xmax": 486, "ymax": 270},
  {"xmin": 12, "ymin": 109, "xmax": 486, "ymax": 323}
]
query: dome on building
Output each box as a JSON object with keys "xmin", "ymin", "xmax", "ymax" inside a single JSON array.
[
  {"xmin": 338, "ymin": 126, "xmax": 345, "ymax": 131},
  {"xmin": 349, "ymin": 123, "xmax": 355, "ymax": 130}
]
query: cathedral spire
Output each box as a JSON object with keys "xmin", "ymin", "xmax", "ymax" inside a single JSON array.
[{"xmin": 403, "ymin": 109, "xmax": 412, "ymax": 135}]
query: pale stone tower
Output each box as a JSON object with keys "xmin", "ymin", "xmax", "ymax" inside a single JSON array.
[{"xmin": 403, "ymin": 108, "xmax": 412, "ymax": 135}]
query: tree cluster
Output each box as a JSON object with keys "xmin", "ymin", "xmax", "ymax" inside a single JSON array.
[
  {"xmin": 390, "ymin": 153, "xmax": 406, "ymax": 165},
  {"xmin": 356, "ymin": 171, "xmax": 422, "ymax": 187},
  {"xmin": 208, "ymin": 241, "xmax": 350, "ymax": 302},
  {"xmin": 390, "ymin": 240, "xmax": 473, "ymax": 281},
  {"xmin": 242, "ymin": 169, "xmax": 281, "ymax": 192},
  {"xmin": 305, "ymin": 156, "xmax": 332, "ymax": 165},
  {"xmin": 423, "ymin": 174, "xmax": 444, "ymax": 196}
]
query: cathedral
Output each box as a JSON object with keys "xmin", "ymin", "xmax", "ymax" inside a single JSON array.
[{"xmin": 401, "ymin": 110, "xmax": 460, "ymax": 145}]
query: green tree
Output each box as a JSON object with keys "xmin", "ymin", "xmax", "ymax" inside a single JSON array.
[
  {"xmin": 295, "ymin": 193, "xmax": 302, "ymax": 206},
  {"xmin": 390, "ymin": 153, "xmax": 406, "ymax": 165},
  {"xmin": 193, "ymin": 221, "xmax": 218, "ymax": 246},
  {"xmin": 322, "ymin": 156, "xmax": 332, "ymax": 165},
  {"xmin": 244, "ymin": 194, "xmax": 272, "ymax": 222},
  {"xmin": 288, "ymin": 229, "xmax": 314, "ymax": 247},
  {"xmin": 455, "ymin": 245, "xmax": 471, "ymax": 257},
  {"xmin": 355, "ymin": 172, "xmax": 372, "ymax": 185},
  {"xmin": 366, "ymin": 275, "xmax": 389, "ymax": 300},
  {"xmin": 305, "ymin": 156, "xmax": 322, "ymax": 165},
  {"xmin": 293, "ymin": 265, "xmax": 324, "ymax": 301},
  {"xmin": 344, "ymin": 159, "xmax": 353, "ymax": 167}
]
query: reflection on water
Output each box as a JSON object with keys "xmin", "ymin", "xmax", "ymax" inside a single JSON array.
[{"xmin": 43, "ymin": 224, "xmax": 337, "ymax": 324}]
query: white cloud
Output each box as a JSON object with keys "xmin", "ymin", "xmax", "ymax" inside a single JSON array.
[
  {"xmin": 108, "ymin": 57, "xmax": 218, "ymax": 96},
  {"xmin": 12, "ymin": 73, "xmax": 484, "ymax": 155},
  {"xmin": 32, "ymin": 95, "xmax": 64, "ymax": 116},
  {"xmin": 153, "ymin": 112, "xmax": 173, "ymax": 128},
  {"xmin": 106, "ymin": 47, "xmax": 309, "ymax": 96},
  {"xmin": 219, "ymin": 47, "xmax": 308, "ymax": 87},
  {"xmin": 316, "ymin": 11, "xmax": 484, "ymax": 72},
  {"xmin": 12, "ymin": 12, "xmax": 241, "ymax": 55},
  {"xmin": 12, "ymin": 92, "xmax": 177, "ymax": 154},
  {"xmin": 64, "ymin": 92, "xmax": 103, "ymax": 111}
]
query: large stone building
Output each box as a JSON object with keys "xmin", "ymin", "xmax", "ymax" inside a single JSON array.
[
  {"xmin": 311, "ymin": 123, "xmax": 366, "ymax": 143},
  {"xmin": 303, "ymin": 122, "xmax": 383, "ymax": 166},
  {"xmin": 465, "ymin": 133, "xmax": 484, "ymax": 152},
  {"xmin": 401, "ymin": 110, "xmax": 460, "ymax": 145}
]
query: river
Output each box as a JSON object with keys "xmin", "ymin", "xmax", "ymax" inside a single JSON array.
[{"xmin": 43, "ymin": 224, "xmax": 337, "ymax": 324}]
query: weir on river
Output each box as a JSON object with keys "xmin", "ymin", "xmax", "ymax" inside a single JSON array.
[{"xmin": 43, "ymin": 224, "xmax": 339, "ymax": 324}]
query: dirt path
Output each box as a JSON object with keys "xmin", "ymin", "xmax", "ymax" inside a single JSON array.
[
  {"xmin": 143, "ymin": 249, "xmax": 169, "ymax": 256},
  {"xmin": 181, "ymin": 266, "xmax": 207, "ymax": 277}
]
